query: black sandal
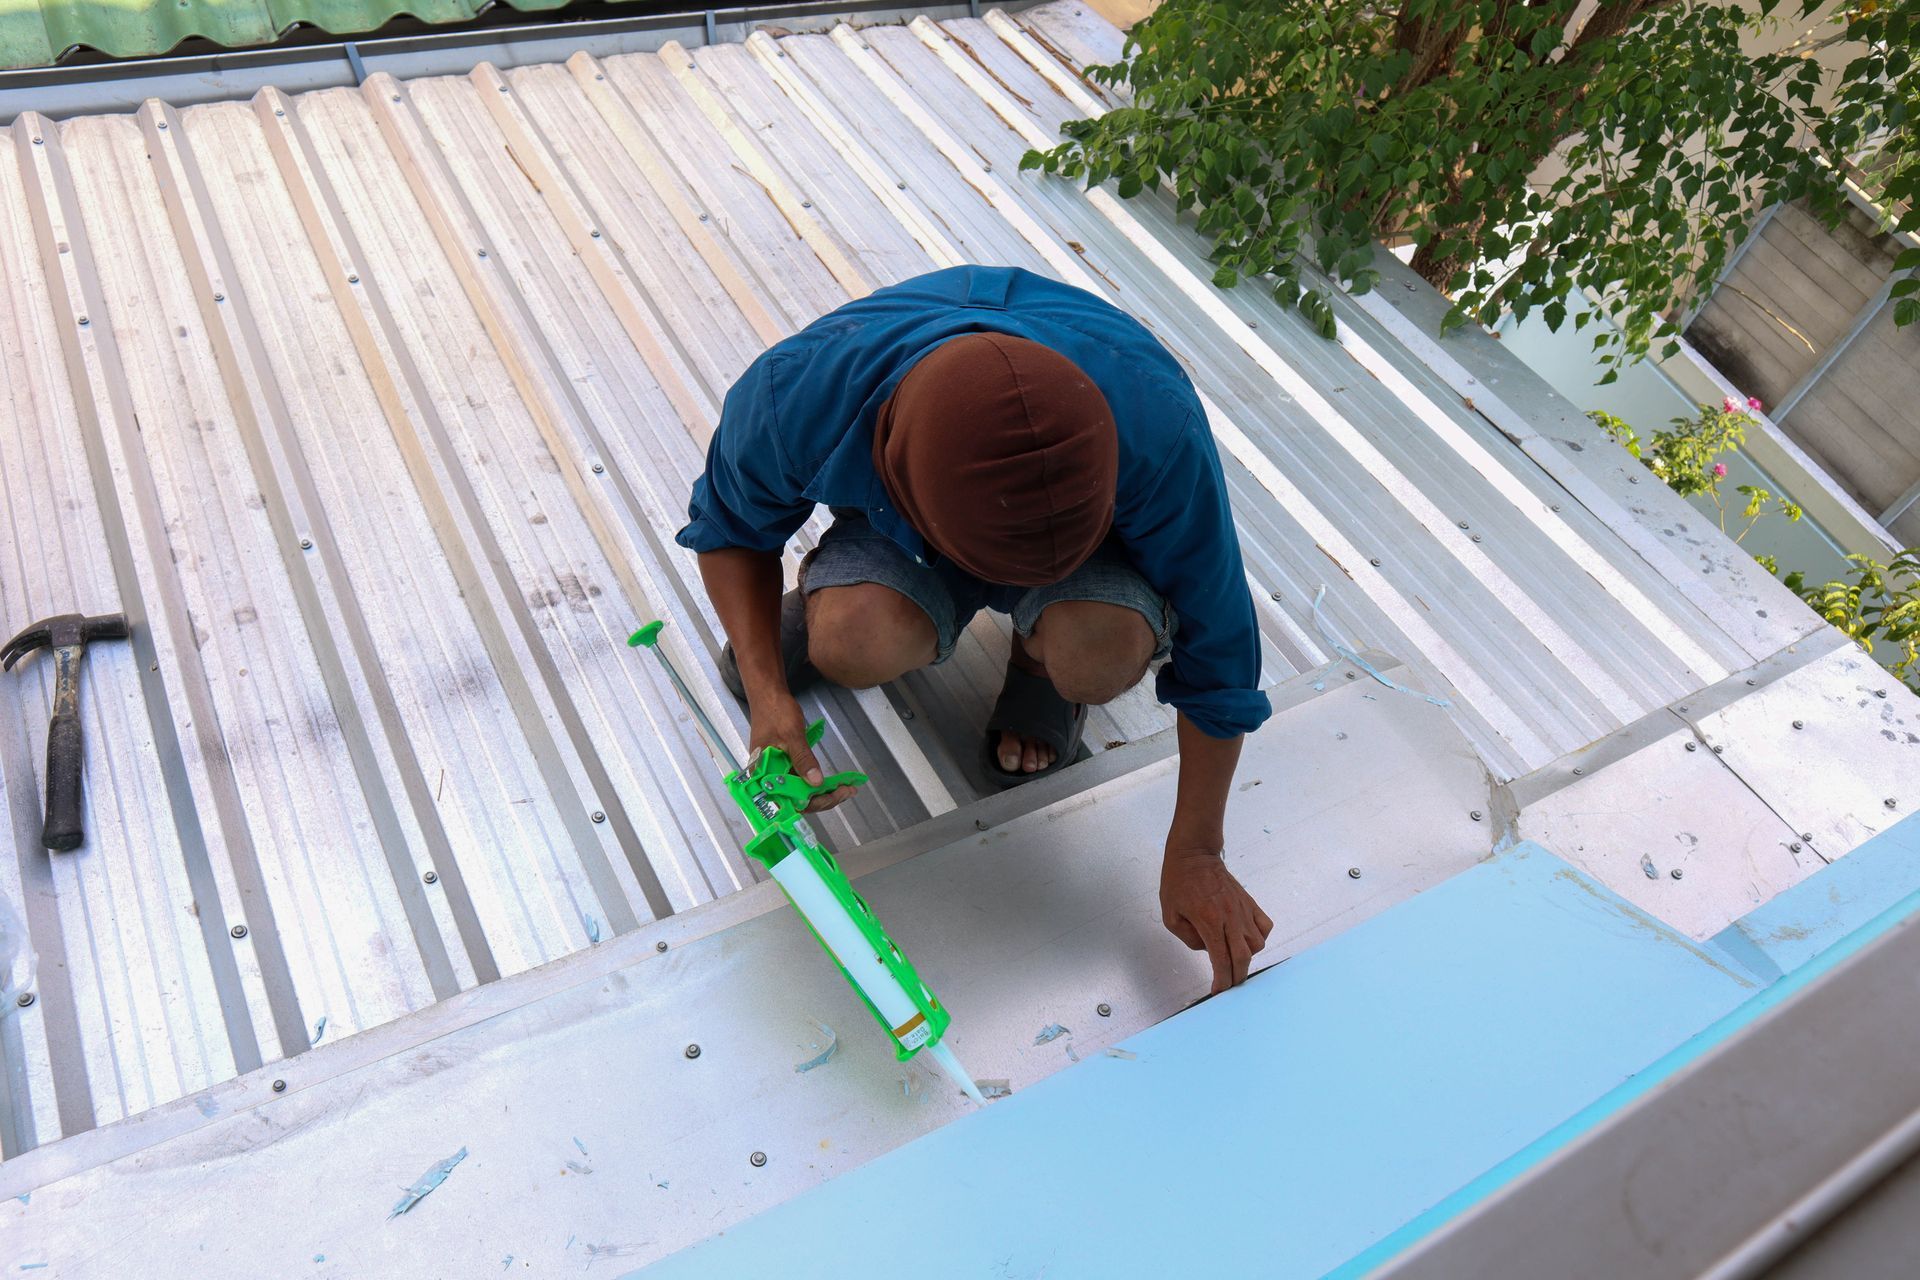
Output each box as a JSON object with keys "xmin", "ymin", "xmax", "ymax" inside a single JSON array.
[
  {"xmin": 720, "ymin": 589, "xmax": 821, "ymax": 703},
  {"xmin": 981, "ymin": 664, "xmax": 1087, "ymax": 788}
]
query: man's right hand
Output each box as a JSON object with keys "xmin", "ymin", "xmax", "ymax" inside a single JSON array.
[{"xmin": 750, "ymin": 691, "xmax": 859, "ymax": 813}]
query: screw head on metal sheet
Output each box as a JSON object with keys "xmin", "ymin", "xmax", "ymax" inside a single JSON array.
[
  {"xmin": 655, "ymin": 940, "xmax": 668, "ymax": 953},
  {"xmin": 750, "ymin": 1151, "xmax": 767, "ymax": 1167},
  {"xmin": 1888, "ymin": 799, "xmax": 1900, "ymax": 810},
  {"xmin": 32, "ymin": 137, "xmax": 41, "ymax": 145},
  {"xmin": 685, "ymin": 1044, "xmax": 701, "ymax": 1059},
  {"xmin": 478, "ymin": 249, "xmax": 488, "ymax": 258},
  {"xmin": 1712, "ymin": 745, "xmax": 1724, "ymax": 754},
  {"xmin": 1629, "ymin": 476, "xmax": 1640, "ymax": 483},
  {"xmin": 591, "ymin": 463, "xmax": 605, "ymax": 474},
  {"xmin": 1097, "ymin": 1003, "xmax": 1112, "ymax": 1017},
  {"xmin": 213, "ymin": 293, "xmax": 224, "ymax": 302},
  {"xmin": 591, "ymin": 810, "xmax": 606, "ymax": 824},
  {"xmin": 1685, "ymin": 741, "xmax": 1697, "ymax": 751},
  {"xmin": 423, "ymin": 871, "xmax": 438, "ymax": 885},
  {"xmin": 275, "ymin": 109, "xmax": 285, "ymax": 117},
  {"xmin": 391, "ymin": 94, "xmax": 401, "ymax": 102},
  {"xmin": 1875, "ymin": 689, "xmax": 1887, "ymax": 698},
  {"xmin": 1346, "ymin": 671, "xmax": 1358, "ymax": 680},
  {"xmin": 16, "ymin": 992, "xmax": 32, "ymax": 1008},
  {"xmin": 78, "ymin": 317, "xmax": 88, "ymax": 326},
  {"xmin": 1792, "ymin": 720, "xmax": 1804, "ymax": 730},
  {"xmin": 300, "ymin": 538, "xmax": 313, "ymax": 550},
  {"xmin": 1456, "ymin": 520, "xmax": 1469, "ymax": 529},
  {"xmin": 347, "ymin": 274, "xmax": 359, "ymax": 284},
  {"xmin": 1670, "ymin": 869, "xmax": 1684, "ymax": 880},
  {"xmin": 1470, "ymin": 534, "xmax": 1483, "ymax": 543},
  {"xmin": 1470, "ymin": 811, "xmax": 1483, "ymax": 821},
  {"xmin": 699, "ymin": 213, "xmax": 710, "ymax": 221},
  {"xmin": 1347, "ymin": 867, "xmax": 1362, "ymax": 879},
  {"xmin": 1803, "ymin": 833, "xmax": 1813, "ymax": 842},
  {"xmin": 801, "ymin": 201, "xmax": 813, "ymax": 208},
  {"xmin": 1369, "ymin": 557, "xmax": 1382, "ymax": 566},
  {"xmin": 272, "ymin": 1079, "xmax": 286, "ymax": 1093},
  {"xmin": 231, "ymin": 924, "xmax": 248, "ymax": 939},
  {"xmin": 897, "ymin": 181, "xmax": 908, "ymax": 190},
  {"xmin": 1746, "ymin": 678, "xmax": 1757, "ymax": 686},
  {"xmin": 157, "ymin": 121, "xmax": 167, "ymax": 129},
  {"xmin": 1790, "ymin": 842, "xmax": 1803, "ymax": 852},
  {"xmin": 1572, "ymin": 767, "xmax": 1584, "ymax": 776},
  {"xmin": 500, "ymin": 83, "xmax": 509, "ymax": 91}
]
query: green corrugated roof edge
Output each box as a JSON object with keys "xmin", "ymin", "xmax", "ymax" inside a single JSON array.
[{"xmin": 0, "ymin": 0, "xmax": 579, "ymax": 70}]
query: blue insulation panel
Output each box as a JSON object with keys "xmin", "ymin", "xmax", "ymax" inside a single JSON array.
[{"xmin": 634, "ymin": 843, "xmax": 1760, "ymax": 1279}]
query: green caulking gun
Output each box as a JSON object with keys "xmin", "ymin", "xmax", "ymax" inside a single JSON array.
[{"xmin": 629, "ymin": 621, "xmax": 984, "ymax": 1104}]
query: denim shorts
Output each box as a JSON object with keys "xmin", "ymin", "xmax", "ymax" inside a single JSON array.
[{"xmin": 802, "ymin": 512, "xmax": 1175, "ymax": 665}]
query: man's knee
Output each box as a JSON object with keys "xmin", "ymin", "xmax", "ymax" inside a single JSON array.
[
  {"xmin": 806, "ymin": 584, "xmax": 937, "ymax": 688},
  {"xmin": 1032, "ymin": 601, "xmax": 1154, "ymax": 706}
]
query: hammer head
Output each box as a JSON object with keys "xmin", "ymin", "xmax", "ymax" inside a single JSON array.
[{"xmin": 2, "ymin": 613, "xmax": 129, "ymax": 670}]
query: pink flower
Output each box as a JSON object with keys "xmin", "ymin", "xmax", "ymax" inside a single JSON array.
[
  {"xmin": 1747, "ymin": 396, "xmax": 1763, "ymax": 412},
  {"xmin": 1723, "ymin": 396, "xmax": 1740, "ymax": 413},
  {"xmin": 1712, "ymin": 462, "xmax": 1728, "ymax": 478}
]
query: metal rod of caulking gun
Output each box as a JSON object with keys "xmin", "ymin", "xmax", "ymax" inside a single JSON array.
[{"xmin": 638, "ymin": 633, "xmax": 745, "ymax": 778}]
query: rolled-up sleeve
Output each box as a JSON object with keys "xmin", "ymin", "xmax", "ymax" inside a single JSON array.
[
  {"xmin": 1117, "ymin": 408, "xmax": 1271, "ymax": 739},
  {"xmin": 676, "ymin": 351, "xmax": 814, "ymax": 554}
]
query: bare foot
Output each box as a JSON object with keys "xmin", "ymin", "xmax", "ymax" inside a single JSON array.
[{"xmin": 997, "ymin": 637, "xmax": 1060, "ymax": 774}]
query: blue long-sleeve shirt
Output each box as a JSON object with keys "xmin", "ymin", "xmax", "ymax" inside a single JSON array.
[{"xmin": 676, "ymin": 266, "xmax": 1271, "ymax": 739}]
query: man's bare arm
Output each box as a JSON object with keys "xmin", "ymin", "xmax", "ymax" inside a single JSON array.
[{"xmin": 1159, "ymin": 714, "xmax": 1272, "ymax": 993}]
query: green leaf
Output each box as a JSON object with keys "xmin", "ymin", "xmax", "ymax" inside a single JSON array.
[{"xmin": 1212, "ymin": 265, "xmax": 1239, "ymax": 289}]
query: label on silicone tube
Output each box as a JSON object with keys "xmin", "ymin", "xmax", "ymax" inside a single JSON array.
[{"xmin": 893, "ymin": 1012, "xmax": 931, "ymax": 1050}]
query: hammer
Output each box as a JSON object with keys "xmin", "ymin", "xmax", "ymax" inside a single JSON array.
[{"xmin": 3, "ymin": 613, "xmax": 129, "ymax": 852}]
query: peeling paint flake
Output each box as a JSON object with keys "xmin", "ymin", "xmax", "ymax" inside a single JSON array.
[{"xmin": 388, "ymin": 1146, "xmax": 468, "ymax": 1220}]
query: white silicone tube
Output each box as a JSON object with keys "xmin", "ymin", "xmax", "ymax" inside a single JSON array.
[{"xmin": 769, "ymin": 851, "xmax": 931, "ymax": 1050}]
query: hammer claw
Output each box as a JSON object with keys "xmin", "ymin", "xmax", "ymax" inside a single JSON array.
[{"xmin": 1, "ymin": 623, "xmax": 51, "ymax": 671}]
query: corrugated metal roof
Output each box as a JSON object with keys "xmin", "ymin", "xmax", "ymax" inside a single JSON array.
[
  {"xmin": 0, "ymin": 1, "xmax": 1831, "ymax": 1155},
  {"xmin": 0, "ymin": 0, "xmax": 575, "ymax": 70}
]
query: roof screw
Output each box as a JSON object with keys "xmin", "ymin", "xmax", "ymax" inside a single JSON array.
[
  {"xmin": 1685, "ymin": 741, "xmax": 1697, "ymax": 752},
  {"xmin": 272, "ymin": 1079, "xmax": 287, "ymax": 1093},
  {"xmin": 896, "ymin": 180, "xmax": 908, "ymax": 190},
  {"xmin": 391, "ymin": 94, "xmax": 401, "ymax": 102},
  {"xmin": 347, "ymin": 274, "xmax": 359, "ymax": 284},
  {"xmin": 423, "ymin": 870, "xmax": 438, "ymax": 885},
  {"xmin": 32, "ymin": 137, "xmax": 42, "ymax": 145},
  {"xmin": 591, "ymin": 462, "xmax": 605, "ymax": 474},
  {"xmin": 1802, "ymin": 833, "xmax": 1813, "ymax": 842},
  {"xmin": 1789, "ymin": 842, "xmax": 1803, "ymax": 852},
  {"xmin": 591, "ymin": 810, "xmax": 606, "ymax": 824},
  {"xmin": 300, "ymin": 537, "xmax": 313, "ymax": 550},
  {"xmin": 684, "ymin": 1043, "xmax": 701, "ymax": 1059},
  {"xmin": 1550, "ymin": 504, "xmax": 1561, "ymax": 512},
  {"xmin": 1677, "ymin": 706, "xmax": 1688, "ymax": 713},
  {"xmin": 698, "ymin": 213, "xmax": 710, "ymax": 221},
  {"xmin": 1346, "ymin": 671, "xmax": 1358, "ymax": 680},
  {"xmin": 275, "ymin": 109, "xmax": 285, "ymax": 117},
  {"xmin": 1629, "ymin": 476, "xmax": 1640, "ymax": 484},
  {"xmin": 1874, "ymin": 689, "xmax": 1887, "ymax": 698},
  {"xmin": 1712, "ymin": 745, "xmax": 1724, "ymax": 754},
  {"xmin": 1887, "ymin": 798, "xmax": 1899, "ymax": 810},
  {"xmin": 477, "ymin": 249, "xmax": 488, "ymax": 258},
  {"xmin": 1369, "ymin": 557, "xmax": 1382, "ymax": 566},
  {"xmin": 1670, "ymin": 868, "xmax": 1684, "ymax": 880},
  {"xmin": 1270, "ymin": 591, "xmax": 1282, "ymax": 601},
  {"xmin": 982, "ymin": 163, "xmax": 992, "ymax": 172},
  {"xmin": 1470, "ymin": 810, "xmax": 1483, "ymax": 821},
  {"xmin": 1746, "ymin": 678, "xmax": 1757, "ymax": 686},
  {"xmin": 974, "ymin": 818, "xmax": 988, "ymax": 832},
  {"xmin": 499, "ymin": 83, "xmax": 509, "ymax": 92},
  {"xmin": 77, "ymin": 316, "xmax": 89, "ymax": 326},
  {"xmin": 1096, "ymin": 1003, "xmax": 1112, "ymax": 1017},
  {"xmin": 16, "ymin": 992, "xmax": 33, "ymax": 1008},
  {"xmin": 1470, "ymin": 534, "xmax": 1483, "ymax": 543},
  {"xmin": 900, "ymin": 707, "xmax": 915, "ymax": 720},
  {"xmin": 1792, "ymin": 720, "xmax": 1804, "ymax": 730},
  {"xmin": 801, "ymin": 200, "xmax": 813, "ymax": 208},
  {"xmin": 596, "ymin": 73, "xmax": 605, "ymax": 80},
  {"xmin": 749, "ymin": 1151, "xmax": 767, "ymax": 1167},
  {"xmin": 157, "ymin": 121, "xmax": 168, "ymax": 130},
  {"xmin": 213, "ymin": 292, "xmax": 225, "ymax": 302},
  {"xmin": 231, "ymin": 924, "xmax": 248, "ymax": 939},
  {"xmin": 1347, "ymin": 867, "xmax": 1362, "ymax": 879},
  {"xmin": 590, "ymin": 229, "xmax": 601, "ymax": 238},
  {"xmin": 655, "ymin": 940, "xmax": 668, "ymax": 953},
  {"xmin": 1572, "ymin": 767, "xmax": 1584, "ymax": 776},
  {"xmin": 1456, "ymin": 520, "xmax": 1469, "ymax": 529}
]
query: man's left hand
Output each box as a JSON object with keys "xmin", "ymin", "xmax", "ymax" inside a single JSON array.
[{"xmin": 1160, "ymin": 846, "xmax": 1274, "ymax": 994}]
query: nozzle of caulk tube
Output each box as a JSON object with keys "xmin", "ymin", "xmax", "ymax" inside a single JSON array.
[{"xmin": 927, "ymin": 1040, "xmax": 986, "ymax": 1105}]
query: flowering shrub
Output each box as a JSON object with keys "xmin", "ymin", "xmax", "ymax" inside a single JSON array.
[
  {"xmin": 1589, "ymin": 399, "xmax": 1803, "ymax": 552},
  {"xmin": 1596, "ymin": 396, "xmax": 1919, "ymax": 693}
]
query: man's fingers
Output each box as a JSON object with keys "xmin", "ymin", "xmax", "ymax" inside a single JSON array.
[
  {"xmin": 1203, "ymin": 923, "xmax": 1233, "ymax": 995},
  {"xmin": 1229, "ymin": 926, "xmax": 1253, "ymax": 987},
  {"xmin": 804, "ymin": 784, "xmax": 857, "ymax": 813},
  {"xmin": 1253, "ymin": 903, "xmax": 1275, "ymax": 944},
  {"xmin": 789, "ymin": 738, "xmax": 825, "ymax": 788}
]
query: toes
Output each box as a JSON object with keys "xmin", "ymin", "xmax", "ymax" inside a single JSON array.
[{"xmin": 998, "ymin": 731, "xmax": 1022, "ymax": 773}]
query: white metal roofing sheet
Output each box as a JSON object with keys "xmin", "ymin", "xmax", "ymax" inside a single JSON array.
[{"xmin": 0, "ymin": 1, "xmax": 1829, "ymax": 1154}]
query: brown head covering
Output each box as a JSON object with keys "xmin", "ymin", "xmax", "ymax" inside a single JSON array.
[{"xmin": 873, "ymin": 332, "xmax": 1118, "ymax": 587}]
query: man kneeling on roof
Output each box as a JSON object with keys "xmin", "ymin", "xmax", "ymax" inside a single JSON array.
[{"xmin": 678, "ymin": 266, "xmax": 1274, "ymax": 993}]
